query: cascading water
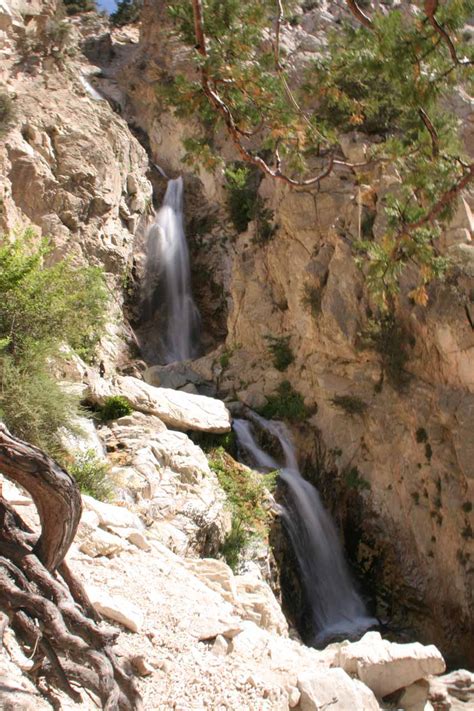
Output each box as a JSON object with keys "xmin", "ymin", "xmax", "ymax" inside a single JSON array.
[
  {"xmin": 144, "ymin": 177, "xmax": 200, "ymax": 363},
  {"xmin": 233, "ymin": 414, "xmax": 376, "ymax": 645}
]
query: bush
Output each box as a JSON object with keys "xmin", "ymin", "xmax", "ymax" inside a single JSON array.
[
  {"xmin": 344, "ymin": 466, "xmax": 371, "ymax": 491},
  {"xmin": 265, "ymin": 335, "xmax": 294, "ymax": 371},
  {"xmin": 110, "ymin": 0, "xmax": 140, "ymax": 26},
  {"xmin": 63, "ymin": 0, "xmax": 96, "ymax": 15},
  {"xmin": 0, "ymin": 91, "xmax": 16, "ymax": 138},
  {"xmin": 224, "ymin": 162, "xmax": 275, "ymax": 243},
  {"xmin": 331, "ymin": 394, "xmax": 368, "ymax": 416},
  {"xmin": 361, "ymin": 314, "xmax": 409, "ymax": 390},
  {"xmin": 68, "ymin": 449, "xmax": 112, "ymax": 501},
  {"xmin": 97, "ymin": 395, "xmax": 133, "ymax": 422},
  {"xmin": 259, "ymin": 380, "xmax": 310, "ymax": 422},
  {"xmin": 0, "ymin": 230, "xmax": 108, "ymax": 456},
  {"xmin": 302, "ymin": 284, "xmax": 322, "ymax": 318},
  {"xmin": 209, "ymin": 447, "xmax": 270, "ymax": 571}
]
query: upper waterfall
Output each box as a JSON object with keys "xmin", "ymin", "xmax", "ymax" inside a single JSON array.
[
  {"xmin": 233, "ymin": 414, "xmax": 377, "ymax": 645},
  {"xmin": 144, "ymin": 177, "xmax": 200, "ymax": 364}
]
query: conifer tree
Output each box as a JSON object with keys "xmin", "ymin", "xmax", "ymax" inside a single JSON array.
[{"xmin": 161, "ymin": 0, "xmax": 474, "ymax": 307}]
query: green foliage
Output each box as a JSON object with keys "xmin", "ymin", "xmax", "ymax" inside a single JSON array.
[
  {"xmin": 462, "ymin": 501, "xmax": 472, "ymax": 513},
  {"xmin": 209, "ymin": 447, "xmax": 270, "ymax": 570},
  {"xmin": 189, "ymin": 430, "xmax": 236, "ymax": 455},
  {"xmin": 164, "ymin": 0, "xmax": 473, "ymax": 305},
  {"xmin": 259, "ymin": 380, "xmax": 309, "ymax": 422},
  {"xmin": 0, "ymin": 230, "xmax": 108, "ymax": 456},
  {"xmin": 63, "ymin": 0, "xmax": 96, "ymax": 15},
  {"xmin": 265, "ymin": 335, "xmax": 294, "ymax": 371},
  {"xmin": 224, "ymin": 163, "xmax": 275, "ymax": 243},
  {"xmin": 361, "ymin": 314, "xmax": 409, "ymax": 390},
  {"xmin": 302, "ymin": 284, "xmax": 322, "ymax": 318},
  {"xmin": 331, "ymin": 394, "xmax": 368, "ymax": 416},
  {"xmin": 97, "ymin": 396, "xmax": 133, "ymax": 422},
  {"xmin": 415, "ymin": 427, "xmax": 428, "ymax": 444},
  {"xmin": 461, "ymin": 522, "xmax": 473, "ymax": 540},
  {"xmin": 68, "ymin": 449, "xmax": 113, "ymax": 501},
  {"xmin": 0, "ymin": 91, "xmax": 16, "ymax": 138},
  {"xmin": 344, "ymin": 466, "xmax": 371, "ymax": 491},
  {"xmin": 110, "ymin": 0, "xmax": 140, "ymax": 26}
]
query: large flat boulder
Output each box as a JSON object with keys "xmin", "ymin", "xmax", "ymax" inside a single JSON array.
[
  {"xmin": 88, "ymin": 375, "xmax": 231, "ymax": 433},
  {"xmin": 337, "ymin": 631, "xmax": 446, "ymax": 698},
  {"xmin": 297, "ymin": 667, "xmax": 380, "ymax": 710}
]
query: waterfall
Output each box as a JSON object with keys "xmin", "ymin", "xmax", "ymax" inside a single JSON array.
[
  {"xmin": 233, "ymin": 414, "xmax": 376, "ymax": 645},
  {"xmin": 145, "ymin": 177, "xmax": 200, "ymax": 363}
]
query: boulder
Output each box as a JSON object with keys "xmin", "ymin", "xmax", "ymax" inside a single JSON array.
[
  {"xmin": 298, "ymin": 667, "xmax": 380, "ymax": 710},
  {"xmin": 82, "ymin": 495, "xmax": 144, "ymax": 531},
  {"xmin": 337, "ymin": 632, "xmax": 446, "ymax": 698},
  {"xmin": 88, "ymin": 375, "xmax": 231, "ymax": 433},
  {"xmin": 85, "ymin": 586, "xmax": 144, "ymax": 633},
  {"xmin": 78, "ymin": 527, "xmax": 128, "ymax": 558}
]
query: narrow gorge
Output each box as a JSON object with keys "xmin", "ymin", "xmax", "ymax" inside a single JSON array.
[{"xmin": 0, "ymin": 0, "xmax": 473, "ymax": 709}]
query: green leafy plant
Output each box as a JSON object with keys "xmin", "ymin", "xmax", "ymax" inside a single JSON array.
[
  {"xmin": 0, "ymin": 91, "xmax": 16, "ymax": 138},
  {"xmin": 209, "ymin": 447, "xmax": 271, "ymax": 570},
  {"xmin": 0, "ymin": 230, "xmax": 108, "ymax": 456},
  {"xmin": 224, "ymin": 163, "xmax": 275, "ymax": 243},
  {"xmin": 259, "ymin": 380, "xmax": 310, "ymax": 422},
  {"xmin": 97, "ymin": 395, "xmax": 133, "ymax": 422},
  {"xmin": 302, "ymin": 284, "xmax": 323, "ymax": 318},
  {"xmin": 110, "ymin": 0, "xmax": 140, "ymax": 26},
  {"xmin": 331, "ymin": 394, "xmax": 368, "ymax": 416},
  {"xmin": 361, "ymin": 314, "xmax": 409, "ymax": 390},
  {"xmin": 63, "ymin": 0, "xmax": 96, "ymax": 15},
  {"xmin": 344, "ymin": 466, "xmax": 371, "ymax": 492},
  {"xmin": 265, "ymin": 335, "xmax": 294, "ymax": 371},
  {"xmin": 67, "ymin": 449, "xmax": 113, "ymax": 501},
  {"xmin": 164, "ymin": 0, "xmax": 473, "ymax": 305}
]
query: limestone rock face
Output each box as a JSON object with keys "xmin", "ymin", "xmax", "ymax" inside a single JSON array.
[{"xmin": 88, "ymin": 374, "xmax": 232, "ymax": 433}]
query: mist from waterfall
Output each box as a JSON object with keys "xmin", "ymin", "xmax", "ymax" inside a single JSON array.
[
  {"xmin": 233, "ymin": 414, "xmax": 376, "ymax": 645},
  {"xmin": 144, "ymin": 177, "xmax": 200, "ymax": 363}
]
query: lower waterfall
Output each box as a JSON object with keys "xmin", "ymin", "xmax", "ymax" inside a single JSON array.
[{"xmin": 233, "ymin": 415, "xmax": 376, "ymax": 645}]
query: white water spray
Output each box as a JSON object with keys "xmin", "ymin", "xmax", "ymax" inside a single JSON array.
[
  {"xmin": 234, "ymin": 414, "xmax": 376, "ymax": 644},
  {"xmin": 146, "ymin": 177, "xmax": 200, "ymax": 363}
]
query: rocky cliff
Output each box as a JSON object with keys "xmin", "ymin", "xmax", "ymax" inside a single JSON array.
[{"xmin": 0, "ymin": 0, "xmax": 473, "ymax": 708}]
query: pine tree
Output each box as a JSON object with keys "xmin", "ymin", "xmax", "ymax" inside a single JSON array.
[{"xmin": 160, "ymin": 0, "xmax": 474, "ymax": 307}]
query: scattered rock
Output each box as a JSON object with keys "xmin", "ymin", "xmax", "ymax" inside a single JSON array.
[
  {"xmin": 79, "ymin": 527, "xmax": 128, "ymax": 558},
  {"xmin": 130, "ymin": 655, "xmax": 153, "ymax": 677},
  {"xmin": 82, "ymin": 495, "xmax": 144, "ymax": 531},
  {"xmin": 211, "ymin": 635, "xmax": 229, "ymax": 657}
]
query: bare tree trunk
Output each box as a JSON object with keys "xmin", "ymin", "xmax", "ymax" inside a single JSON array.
[{"xmin": 0, "ymin": 425, "xmax": 142, "ymax": 709}]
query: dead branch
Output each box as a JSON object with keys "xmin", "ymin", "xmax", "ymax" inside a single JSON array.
[
  {"xmin": 418, "ymin": 108, "xmax": 439, "ymax": 157},
  {"xmin": 345, "ymin": 0, "xmax": 373, "ymax": 29}
]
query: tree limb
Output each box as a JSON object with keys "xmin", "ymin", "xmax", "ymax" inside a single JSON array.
[
  {"xmin": 418, "ymin": 108, "xmax": 439, "ymax": 158},
  {"xmin": 345, "ymin": 0, "xmax": 373, "ymax": 29},
  {"xmin": 424, "ymin": 0, "xmax": 472, "ymax": 66},
  {"xmin": 0, "ymin": 424, "xmax": 81, "ymax": 571}
]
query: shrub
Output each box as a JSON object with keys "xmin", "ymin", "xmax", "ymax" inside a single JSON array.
[
  {"xmin": 462, "ymin": 501, "xmax": 472, "ymax": 513},
  {"xmin": 415, "ymin": 427, "xmax": 428, "ymax": 443},
  {"xmin": 265, "ymin": 335, "xmax": 294, "ymax": 372},
  {"xmin": 344, "ymin": 466, "xmax": 371, "ymax": 491},
  {"xmin": 110, "ymin": 0, "xmax": 140, "ymax": 26},
  {"xmin": 97, "ymin": 396, "xmax": 133, "ymax": 422},
  {"xmin": 209, "ymin": 447, "xmax": 270, "ymax": 571},
  {"xmin": 224, "ymin": 162, "xmax": 275, "ymax": 243},
  {"xmin": 331, "ymin": 394, "xmax": 368, "ymax": 416},
  {"xmin": 63, "ymin": 0, "xmax": 96, "ymax": 15},
  {"xmin": 302, "ymin": 284, "xmax": 322, "ymax": 318},
  {"xmin": 68, "ymin": 449, "xmax": 112, "ymax": 501},
  {"xmin": 259, "ymin": 380, "xmax": 310, "ymax": 422},
  {"xmin": 361, "ymin": 314, "xmax": 409, "ymax": 390},
  {"xmin": 0, "ymin": 91, "xmax": 16, "ymax": 138},
  {"xmin": 0, "ymin": 230, "xmax": 108, "ymax": 456}
]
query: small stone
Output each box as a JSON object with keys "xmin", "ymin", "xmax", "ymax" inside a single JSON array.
[
  {"xmin": 86, "ymin": 586, "xmax": 144, "ymax": 633},
  {"xmin": 211, "ymin": 635, "xmax": 228, "ymax": 657},
  {"xmin": 127, "ymin": 530, "xmax": 151, "ymax": 551},
  {"xmin": 288, "ymin": 686, "xmax": 301, "ymax": 708},
  {"xmin": 130, "ymin": 655, "xmax": 153, "ymax": 677}
]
